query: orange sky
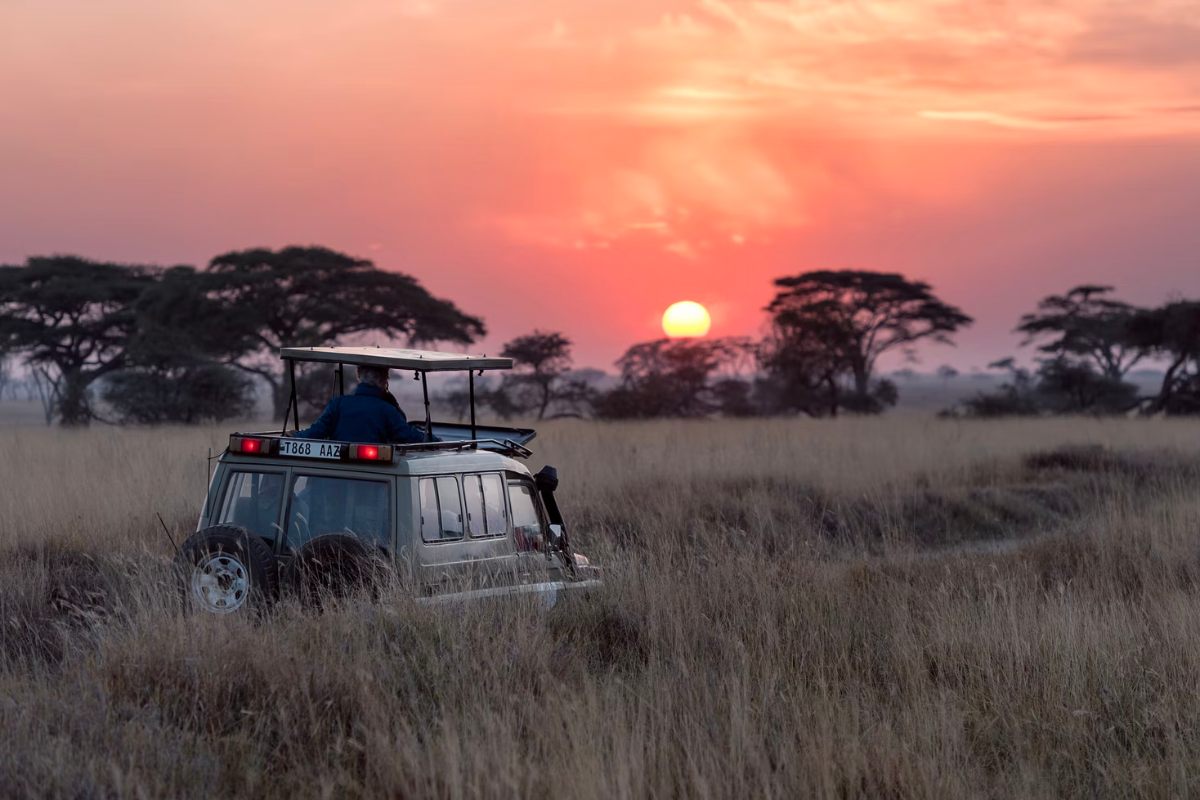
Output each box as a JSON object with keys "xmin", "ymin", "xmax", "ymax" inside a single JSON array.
[{"xmin": 3, "ymin": 0, "xmax": 1200, "ymax": 370}]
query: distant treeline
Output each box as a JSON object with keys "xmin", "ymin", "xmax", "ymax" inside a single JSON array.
[
  {"xmin": 0, "ymin": 249, "xmax": 482, "ymax": 426},
  {"xmin": 1, "ymin": 248, "xmax": 1198, "ymax": 425},
  {"xmin": 937, "ymin": 286, "xmax": 1200, "ymax": 418}
]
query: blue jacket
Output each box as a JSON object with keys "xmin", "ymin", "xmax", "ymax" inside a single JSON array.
[{"xmin": 295, "ymin": 384, "xmax": 429, "ymax": 444}]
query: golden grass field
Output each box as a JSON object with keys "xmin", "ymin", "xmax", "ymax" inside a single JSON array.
[{"xmin": 4, "ymin": 417, "xmax": 1200, "ymax": 798}]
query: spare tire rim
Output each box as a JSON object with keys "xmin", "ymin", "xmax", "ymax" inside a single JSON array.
[{"xmin": 191, "ymin": 552, "xmax": 250, "ymax": 613}]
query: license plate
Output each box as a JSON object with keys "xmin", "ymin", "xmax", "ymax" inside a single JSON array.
[{"xmin": 278, "ymin": 439, "xmax": 344, "ymax": 460}]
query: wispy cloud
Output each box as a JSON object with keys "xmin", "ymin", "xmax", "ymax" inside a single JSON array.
[
  {"xmin": 485, "ymin": 0, "xmax": 1200, "ymax": 254},
  {"xmin": 527, "ymin": 0, "xmax": 1200, "ymax": 134},
  {"xmin": 4, "ymin": 0, "xmax": 1198, "ymax": 264}
]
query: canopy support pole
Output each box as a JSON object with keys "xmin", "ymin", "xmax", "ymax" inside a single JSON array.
[
  {"xmin": 469, "ymin": 371, "xmax": 477, "ymax": 440},
  {"xmin": 421, "ymin": 372, "xmax": 432, "ymax": 442},
  {"xmin": 280, "ymin": 358, "xmax": 297, "ymax": 434},
  {"xmin": 336, "ymin": 363, "xmax": 345, "ymax": 396},
  {"xmin": 289, "ymin": 359, "xmax": 300, "ymax": 432}
]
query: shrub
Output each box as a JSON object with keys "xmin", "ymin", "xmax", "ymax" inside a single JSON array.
[{"xmin": 102, "ymin": 364, "xmax": 256, "ymax": 424}]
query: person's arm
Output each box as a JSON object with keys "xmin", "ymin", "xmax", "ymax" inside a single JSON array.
[
  {"xmin": 385, "ymin": 405, "xmax": 438, "ymax": 444},
  {"xmin": 294, "ymin": 398, "xmax": 339, "ymax": 439}
]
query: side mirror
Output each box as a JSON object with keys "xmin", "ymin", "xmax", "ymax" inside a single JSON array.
[{"xmin": 547, "ymin": 524, "xmax": 577, "ymax": 577}]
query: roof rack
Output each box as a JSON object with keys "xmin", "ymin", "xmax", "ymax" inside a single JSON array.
[
  {"xmin": 231, "ymin": 432, "xmax": 534, "ymax": 461},
  {"xmin": 276, "ymin": 346, "xmax": 516, "ymax": 446},
  {"xmin": 394, "ymin": 438, "xmax": 534, "ymax": 459},
  {"xmin": 279, "ymin": 346, "xmax": 512, "ymax": 373}
]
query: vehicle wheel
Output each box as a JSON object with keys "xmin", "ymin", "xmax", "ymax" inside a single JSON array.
[
  {"xmin": 283, "ymin": 533, "xmax": 392, "ymax": 608},
  {"xmin": 173, "ymin": 525, "xmax": 280, "ymax": 614}
]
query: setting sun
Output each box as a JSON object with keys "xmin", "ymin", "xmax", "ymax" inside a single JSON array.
[{"xmin": 662, "ymin": 301, "xmax": 711, "ymax": 338}]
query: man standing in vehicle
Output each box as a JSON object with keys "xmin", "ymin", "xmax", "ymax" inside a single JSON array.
[{"xmin": 293, "ymin": 365, "xmax": 433, "ymax": 444}]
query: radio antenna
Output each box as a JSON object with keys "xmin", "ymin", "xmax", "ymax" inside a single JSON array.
[{"xmin": 156, "ymin": 512, "xmax": 179, "ymax": 553}]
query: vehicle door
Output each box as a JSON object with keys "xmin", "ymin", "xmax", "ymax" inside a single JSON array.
[
  {"xmin": 507, "ymin": 475, "xmax": 559, "ymax": 584},
  {"xmin": 415, "ymin": 472, "xmax": 516, "ymax": 595},
  {"xmin": 280, "ymin": 468, "xmax": 394, "ymax": 557},
  {"xmin": 211, "ymin": 468, "xmax": 290, "ymax": 552}
]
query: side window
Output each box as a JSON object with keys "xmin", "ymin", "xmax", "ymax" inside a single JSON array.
[
  {"xmin": 464, "ymin": 473, "xmax": 508, "ymax": 538},
  {"xmin": 464, "ymin": 475, "xmax": 486, "ymax": 537},
  {"xmin": 508, "ymin": 482, "xmax": 543, "ymax": 552},
  {"xmin": 437, "ymin": 477, "xmax": 463, "ymax": 538},
  {"xmin": 286, "ymin": 474, "xmax": 390, "ymax": 550},
  {"xmin": 482, "ymin": 474, "xmax": 507, "ymax": 534},
  {"xmin": 420, "ymin": 478, "xmax": 440, "ymax": 542},
  {"xmin": 219, "ymin": 472, "xmax": 285, "ymax": 544},
  {"xmin": 420, "ymin": 477, "xmax": 464, "ymax": 542}
]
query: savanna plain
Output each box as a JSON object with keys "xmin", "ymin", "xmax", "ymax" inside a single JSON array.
[{"xmin": 4, "ymin": 417, "xmax": 1200, "ymax": 798}]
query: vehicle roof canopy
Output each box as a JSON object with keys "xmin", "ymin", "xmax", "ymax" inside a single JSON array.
[{"xmin": 279, "ymin": 346, "xmax": 512, "ymax": 373}]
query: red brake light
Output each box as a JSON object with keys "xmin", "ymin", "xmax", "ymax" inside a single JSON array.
[
  {"xmin": 348, "ymin": 444, "xmax": 390, "ymax": 462},
  {"xmin": 230, "ymin": 436, "xmax": 266, "ymax": 454}
]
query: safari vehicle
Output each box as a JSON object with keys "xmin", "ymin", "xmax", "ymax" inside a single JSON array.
[{"xmin": 174, "ymin": 346, "xmax": 600, "ymax": 614}]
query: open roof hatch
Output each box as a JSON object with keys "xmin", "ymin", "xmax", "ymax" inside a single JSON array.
[{"xmin": 277, "ymin": 346, "xmax": 528, "ymax": 453}]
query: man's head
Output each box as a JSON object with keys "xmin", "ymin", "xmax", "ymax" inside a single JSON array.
[{"xmin": 357, "ymin": 365, "xmax": 390, "ymax": 390}]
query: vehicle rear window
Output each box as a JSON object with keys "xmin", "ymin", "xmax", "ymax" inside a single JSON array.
[
  {"xmin": 420, "ymin": 477, "xmax": 464, "ymax": 542},
  {"xmin": 218, "ymin": 472, "xmax": 285, "ymax": 545},
  {"xmin": 464, "ymin": 473, "xmax": 507, "ymax": 538},
  {"xmin": 508, "ymin": 482, "xmax": 543, "ymax": 552},
  {"xmin": 285, "ymin": 475, "xmax": 389, "ymax": 550}
]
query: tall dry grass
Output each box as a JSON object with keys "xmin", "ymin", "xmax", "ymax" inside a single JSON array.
[{"xmin": 2, "ymin": 417, "xmax": 1200, "ymax": 798}]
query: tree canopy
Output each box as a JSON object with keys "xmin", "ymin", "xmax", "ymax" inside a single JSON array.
[
  {"xmin": 595, "ymin": 338, "xmax": 750, "ymax": 419},
  {"xmin": 762, "ymin": 270, "xmax": 970, "ymax": 415},
  {"xmin": 205, "ymin": 246, "xmax": 486, "ymax": 415},
  {"xmin": 495, "ymin": 331, "xmax": 590, "ymax": 419},
  {"xmin": 0, "ymin": 248, "xmax": 490, "ymax": 425},
  {"xmin": 1016, "ymin": 285, "xmax": 1143, "ymax": 379},
  {"xmin": 0, "ymin": 256, "xmax": 155, "ymax": 424},
  {"xmin": 1126, "ymin": 302, "xmax": 1200, "ymax": 414},
  {"xmin": 767, "ymin": 271, "xmax": 972, "ymax": 396}
]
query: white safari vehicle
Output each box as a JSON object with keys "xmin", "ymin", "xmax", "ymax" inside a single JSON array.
[{"xmin": 174, "ymin": 346, "xmax": 600, "ymax": 614}]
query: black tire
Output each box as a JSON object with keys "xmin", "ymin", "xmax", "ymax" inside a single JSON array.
[
  {"xmin": 282, "ymin": 533, "xmax": 392, "ymax": 608},
  {"xmin": 173, "ymin": 525, "xmax": 280, "ymax": 614}
]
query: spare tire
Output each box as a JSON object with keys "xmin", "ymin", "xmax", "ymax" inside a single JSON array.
[
  {"xmin": 173, "ymin": 525, "xmax": 280, "ymax": 614},
  {"xmin": 282, "ymin": 533, "xmax": 392, "ymax": 607}
]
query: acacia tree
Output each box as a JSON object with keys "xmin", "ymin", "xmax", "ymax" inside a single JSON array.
[
  {"xmin": 496, "ymin": 331, "xmax": 576, "ymax": 419},
  {"xmin": 756, "ymin": 315, "xmax": 850, "ymax": 416},
  {"xmin": 103, "ymin": 266, "xmax": 258, "ymax": 424},
  {"xmin": 1017, "ymin": 285, "xmax": 1143, "ymax": 379},
  {"xmin": 765, "ymin": 270, "xmax": 972, "ymax": 410},
  {"xmin": 1127, "ymin": 302, "xmax": 1200, "ymax": 414},
  {"xmin": 0, "ymin": 256, "xmax": 155, "ymax": 425},
  {"xmin": 204, "ymin": 246, "xmax": 486, "ymax": 416},
  {"xmin": 594, "ymin": 337, "xmax": 751, "ymax": 419}
]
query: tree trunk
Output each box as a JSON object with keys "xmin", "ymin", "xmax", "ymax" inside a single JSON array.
[
  {"xmin": 57, "ymin": 370, "xmax": 91, "ymax": 426},
  {"xmin": 1150, "ymin": 356, "xmax": 1187, "ymax": 413},
  {"xmin": 852, "ymin": 358, "xmax": 870, "ymax": 397},
  {"xmin": 30, "ymin": 368, "xmax": 57, "ymax": 426}
]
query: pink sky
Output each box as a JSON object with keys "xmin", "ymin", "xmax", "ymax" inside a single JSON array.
[{"xmin": 3, "ymin": 0, "xmax": 1200, "ymax": 371}]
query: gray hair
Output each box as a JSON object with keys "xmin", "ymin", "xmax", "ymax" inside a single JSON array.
[{"xmin": 356, "ymin": 365, "xmax": 390, "ymax": 388}]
